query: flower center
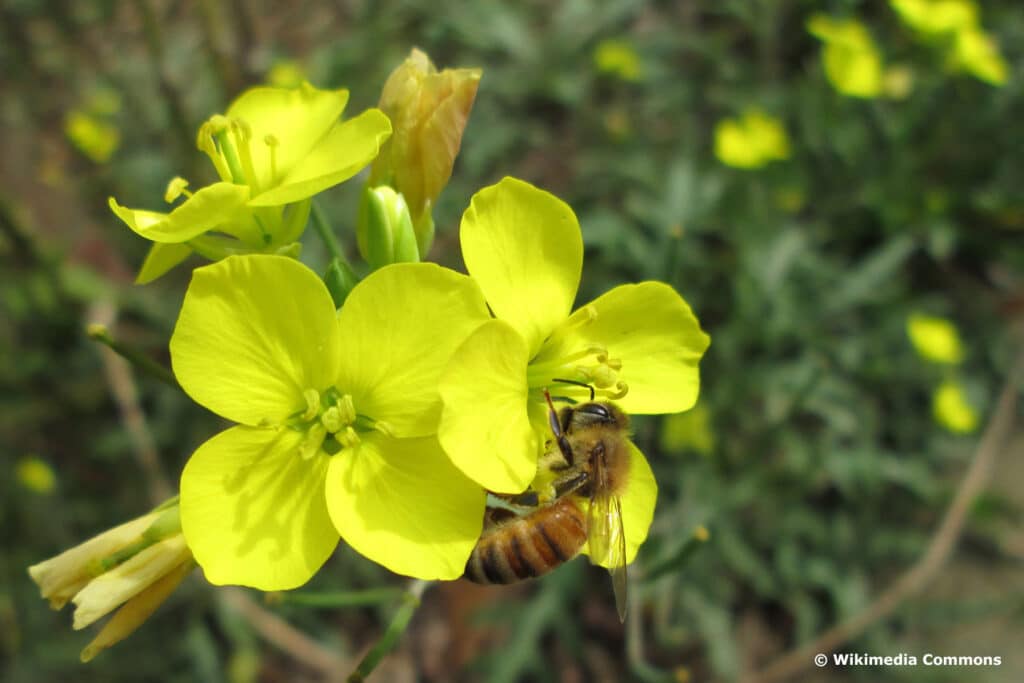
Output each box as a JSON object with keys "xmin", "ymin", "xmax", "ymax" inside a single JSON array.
[
  {"xmin": 196, "ymin": 115, "xmax": 281, "ymax": 196},
  {"xmin": 525, "ymin": 308, "xmax": 628, "ymax": 402},
  {"xmin": 289, "ymin": 388, "xmax": 392, "ymax": 459}
]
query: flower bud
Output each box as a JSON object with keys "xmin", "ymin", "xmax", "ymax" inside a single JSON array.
[
  {"xmin": 27, "ymin": 500, "xmax": 194, "ymax": 661},
  {"xmin": 369, "ymin": 48, "xmax": 481, "ymax": 256},
  {"xmin": 357, "ymin": 185, "xmax": 420, "ymax": 269}
]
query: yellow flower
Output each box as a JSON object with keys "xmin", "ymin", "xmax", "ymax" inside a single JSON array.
[
  {"xmin": 266, "ymin": 59, "xmax": 306, "ymax": 88},
  {"xmin": 16, "ymin": 455, "xmax": 56, "ymax": 494},
  {"xmin": 890, "ymin": 0, "xmax": 1009, "ymax": 86},
  {"xmin": 906, "ymin": 313, "xmax": 964, "ymax": 364},
  {"xmin": 950, "ymin": 26, "xmax": 1008, "ymax": 86},
  {"xmin": 807, "ymin": 14, "xmax": 884, "ymax": 98},
  {"xmin": 594, "ymin": 39, "xmax": 643, "ymax": 81},
  {"xmin": 170, "ymin": 255, "xmax": 490, "ymax": 586},
  {"xmin": 64, "ymin": 110, "xmax": 120, "ymax": 163},
  {"xmin": 714, "ymin": 109, "xmax": 790, "ymax": 169},
  {"xmin": 891, "ymin": 0, "xmax": 977, "ymax": 35},
  {"xmin": 438, "ymin": 178, "xmax": 709, "ymax": 564},
  {"xmin": 933, "ymin": 379, "xmax": 979, "ymax": 433},
  {"xmin": 27, "ymin": 503, "xmax": 193, "ymax": 661},
  {"xmin": 111, "ymin": 82, "xmax": 391, "ymax": 283}
]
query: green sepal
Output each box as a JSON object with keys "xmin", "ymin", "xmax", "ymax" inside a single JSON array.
[{"xmin": 324, "ymin": 258, "xmax": 360, "ymax": 308}]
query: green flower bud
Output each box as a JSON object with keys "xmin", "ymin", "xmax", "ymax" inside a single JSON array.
[{"xmin": 357, "ymin": 185, "xmax": 420, "ymax": 270}]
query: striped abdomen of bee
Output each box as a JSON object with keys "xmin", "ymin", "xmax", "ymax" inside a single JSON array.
[{"xmin": 464, "ymin": 497, "xmax": 586, "ymax": 584}]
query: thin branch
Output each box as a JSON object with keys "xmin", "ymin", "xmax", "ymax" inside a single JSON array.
[
  {"xmin": 346, "ymin": 579, "xmax": 429, "ymax": 682},
  {"xmin": 88, "ymin": 301, "xmax": 173, "ymax": 506},
  {"xmin": 745, "ymin": 350, "xmax": 1024, "ymax": 683},
  {"xmin": 221, "ymin": 587, "xmax": 348, "ymax": 681}
]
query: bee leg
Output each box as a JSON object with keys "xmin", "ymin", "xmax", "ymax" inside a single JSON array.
[
  {"xmin": 505, "ymin": 490, "xmax": 539, "ymax": 507},
  {"xmin": 545, "ymin": 390, "xmax": 575, "ymax": 466},
  {"xmin": 552, "ymin": 469, "xmax": 589, "ymax": 498}
]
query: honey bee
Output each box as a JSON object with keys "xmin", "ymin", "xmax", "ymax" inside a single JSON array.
[{"xmin": 464, "ymin": 389, "xmax": 632, "ymax": 621}]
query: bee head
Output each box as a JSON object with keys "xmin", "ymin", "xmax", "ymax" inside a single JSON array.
[{"xmin": 562, "ymin": 401, "xmax": 629, "ymax": 432}]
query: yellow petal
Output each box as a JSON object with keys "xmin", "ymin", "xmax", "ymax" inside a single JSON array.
[
  {"xmin": 460, "ymin": 177, "xmax": 582, "ymax": 356},
  {"xmin": 170, "ymin": 255, "xmax": 342, "ymax": 426},
  {"xmin": 325, "ymin": 434, "xmax": 485, "ymax": 580},
  {"xmin": 534, "ymin": 282, "xmax": 710, "ymax": 414},
  {"xmin": 439, "ymin": 320, "xmax": 539, "ymax": 493},
  {"xmin": 109, "ymin": 183, "xmax": 251, "ymax": 243},
  {"xmin": 180, "ymin": 426, "xmax": 338, "ymax": 590},
  {"xmin": 336, "ymin": 262, "xmax": 489, "ymax": 438}
]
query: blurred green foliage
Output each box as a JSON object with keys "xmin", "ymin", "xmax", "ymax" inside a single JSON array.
[{"xmin": 1, "ymin": 0, "xmax": 1022, "ymax": 681}]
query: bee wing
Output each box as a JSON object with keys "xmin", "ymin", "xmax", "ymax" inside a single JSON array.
[{"xmin": 588, "ymin": 492, "xmax": 628, "ymax": 622}]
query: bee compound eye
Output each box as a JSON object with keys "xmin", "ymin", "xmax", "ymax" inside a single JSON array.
[{"xmin": 579, "ymin": 403, "xmax": 612, "ymax": 421}]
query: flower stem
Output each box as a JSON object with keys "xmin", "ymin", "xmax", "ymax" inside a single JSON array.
[
  {"xmin": 311, "ymin": 200, "xmax": 347, "ymax": 265},
  {"xmin": 269, "ymin": 587, "xmax": 404, "ymax": 609},
  {"xmin": 346, "ymin": 579, "xmax": 430, "ymax": 682},
  {"xmin": 86, "ymin": 324, "xmax": 179, "ymax": 390}
]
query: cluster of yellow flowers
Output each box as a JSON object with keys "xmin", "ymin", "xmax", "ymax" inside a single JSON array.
[
  {"xmin": 30, "ymin": 49, "xmax": 710, "ymax": 661},
  {"xmin": 906, "ymin": 313, "xmax": 979, "ymax": 433}
]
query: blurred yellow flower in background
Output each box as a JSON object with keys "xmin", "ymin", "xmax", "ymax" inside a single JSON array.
[
  {"xmin": 16, "ymin": 455, "xmax": 56, "ymax": 495},
  {"xmin": 594, "ymin": 39, "xmax": 643, "ymax": 81},
  {"xmin": 807, "ymin": 14, "xmax": 884, "ymax": 98},
  {"xmin": 64, "ymin": 111, "xmax": 120, "ymax": 163},
  {"xmin": 714, "ymin": 109, "xmax": 790, "ymax": 169},
  {"xmin": 951, "ymin": 27, "xmax": 1008, "ymax": 86},
  {"xmin": 933, "ymin": 379, "xmax": 979, "ymax": 433},
  {"xmin": 890, "ymin": 0, "xmax": 1008, "ymax": 86},
  {"xmin": 906, "ymin": 313, "xmax": 964, "ymax": 364},
  {"xmin": 266, "ymin": 59, "xmax": 306, "ymax": 88}
]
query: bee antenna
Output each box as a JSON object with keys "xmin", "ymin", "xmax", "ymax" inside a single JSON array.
[{"xmin": 551, "ymin": 378, "xmax": 595, "ymax": 401}]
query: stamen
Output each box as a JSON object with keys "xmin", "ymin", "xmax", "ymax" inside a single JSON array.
[
  {"xmin": 321, "ymin": 406, "xmax": 342, "ymax": 433},
  {"xmin": 299, "ymin": 423, "xmax": 327, "ymax": 460},
  {"xmin": 196, "ymin": 116, "xmax": 233, "ymax": 182},
  {"xmin": 337, "ymin": 394, "xmax": 356, "ymax": 424},
  {"xmin": 264, "ymin": 134, "xmax": 279, "ymax": 182},
  {"xmin": 301, "ymin": 389, "xmax": 320, "ymax": 421},
  {"xmin": 231, "ymin": 120, "xmax": 260, "ymax": 195},
  {"xmin": 214, "ymin": 127, "xmax": 246, "ymax": 186},
  {"xmin": 337, "ymin": 426, "xmax": 360, "ymax": 449},
  {"xmin": 163, "ymin": 177, "xmax": 192, "ymax": 203},
  {"xmin": 602, "ymin": 381, "xmax": 628, "ymax": 400}
]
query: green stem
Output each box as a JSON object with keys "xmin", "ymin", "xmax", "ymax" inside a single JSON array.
[
  {"xmin": 87, "ymin": 324, "xmax": 179, "ymax": 389},
  {"xmin": 272, "ymin": 588, "xmax": 404, "ymax": 609},
  {"xmin": 311, "ymin": 201, "xmax": 347, "ymax": 264},
  {"xmin": 346, "ymin": 580, "xmax": 429, "ymax": 683}
]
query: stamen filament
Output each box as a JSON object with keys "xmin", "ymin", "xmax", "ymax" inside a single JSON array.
[{"xmin": 214, "ymin": 128, "xmax": 247, "ymax": 186}]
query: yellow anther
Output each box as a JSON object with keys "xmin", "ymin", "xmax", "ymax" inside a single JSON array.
[
  {"xmin": 163, "ymin": 177, "xmax": 191, "ymax": 203},
  {"xmin": 338, "ymin": 426, "xmax": 360, "ymax": 448},
  {"xmin": 591, "ymin": 364, "xmax": 617, "ymax": 388},
  {"xmin": 299, "ymin": 423, "xmax": 327, "ymax": 460},
  {"xmin": 337, "ymin": 394, "xmax": 356, "ymax": 424},
  {"xmin": 301, "ymin": 389, "xmax": 320, "ymax": 421},
  {"xmin": 321, "ymin": 406, "xmax": 342, "ymax": 433}
]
